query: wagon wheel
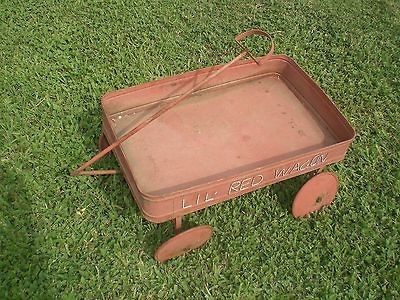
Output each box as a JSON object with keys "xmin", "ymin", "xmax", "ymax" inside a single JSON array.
[
  {"xmin": 154, "ymin": 224, "xmax": 213, "ymax": 263},
  {"xmin": 292, "ymin": 172, "xmax": 339, "ymax": 218},
  {"xmin": 98, "ymin": 132, "xmax": 109, "ymax": 151}
]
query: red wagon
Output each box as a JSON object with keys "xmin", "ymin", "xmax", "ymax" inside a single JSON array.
[{"xmin": 72, "ymin": 30, "xmax": 355, "ymax": 262}]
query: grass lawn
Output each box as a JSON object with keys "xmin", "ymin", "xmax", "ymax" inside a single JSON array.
[{"xmin": 1, "ymin": 0, "xmax": 399, "ymax": 298}]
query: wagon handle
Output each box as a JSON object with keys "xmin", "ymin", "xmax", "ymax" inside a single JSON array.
[
  {"xmin": 235, "ymin": 29, "xmax": 275, "ymax": 65},
  {"xmin": 71, "ymin": 29, "xmax": 274, "ymax": 176}
]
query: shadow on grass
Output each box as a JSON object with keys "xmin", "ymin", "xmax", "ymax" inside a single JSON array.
[
  {"xmin": 0, "ymin": 165, "xmax": 54, "ymax": 299},
  {"xmin": 269, "ymin": 173, "xmax": 310, "ymax": 213},
  {"xmin": 142, "ymin": 222, "xmax": 173, "ymax": 258},
  {"xmin": 142, "ymin": 216, "xmax": 207, "ymax": 259}
]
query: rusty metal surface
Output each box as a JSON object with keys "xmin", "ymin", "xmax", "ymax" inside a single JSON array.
[
  {"xmin": 292, "ymin": 172, "xmax": 339, "ymax": 218},
  {"xmin": 154, "ymin": 225, "xmax": 213, "ymax": 263},
  {"xmin": 72, "ymin": 29, "xmax": 355, "ymax": 223},
  {"xmin": 100, "ymin": 53, "xmax": 354, "ymax": 223}
]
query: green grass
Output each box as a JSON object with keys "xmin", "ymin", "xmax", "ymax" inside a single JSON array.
[{"xmin": 1, "ymin": 0, "xmax": 399, "ymax": 298}]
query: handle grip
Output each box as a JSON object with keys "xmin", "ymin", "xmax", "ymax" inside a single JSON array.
[{"xmin": 235, "ymin": 29, "xmax": 275, "ymax": 65}]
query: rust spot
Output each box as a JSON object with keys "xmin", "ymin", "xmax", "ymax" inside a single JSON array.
[
  {"xmin": 242, "ymin": 134, "xmax": 251, "ymax": 142},
  {"xmin": 298, "ymin": 129, "xmax": 306, "ymax": 137}
]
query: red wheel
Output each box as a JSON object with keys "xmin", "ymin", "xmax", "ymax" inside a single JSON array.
[
  {"xmin": 154, "ymin": 225, "xmax": 213, "ymax": 263},
  {"xmin": 98, "ymin": 132, "xmax": 109, "ymax": 151},
  {"xmin": 292, "ymin": 172, "xmax": 339, "ymax": 218}
]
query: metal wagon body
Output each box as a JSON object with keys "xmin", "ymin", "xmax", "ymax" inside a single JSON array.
[{"xmin": 72, "ymin": 30, "xmax": 355, "ymax": 262}]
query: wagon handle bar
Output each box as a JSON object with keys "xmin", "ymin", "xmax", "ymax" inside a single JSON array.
[
  {"xmin": 71, "ymin": 29, "xmax": 274, "ymax": 176},
  {"xmin": 235, "ymin": 29, "xmax": 275, "ymax": 66}
]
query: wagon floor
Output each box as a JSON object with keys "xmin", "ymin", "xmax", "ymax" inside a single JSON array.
[{"xmin": 112, "ymin": 74, "xmax": 337, "ymax": 195}]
